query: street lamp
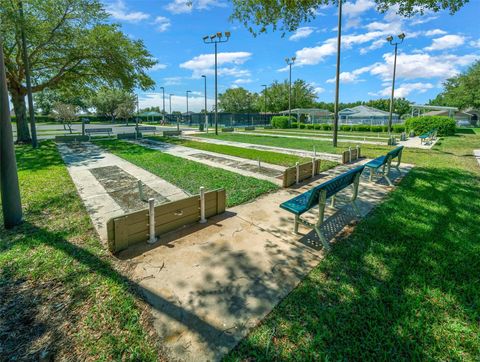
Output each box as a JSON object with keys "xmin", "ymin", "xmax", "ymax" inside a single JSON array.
[
  {"xmin": 169, "ymin": 93, "xmax": 173, "ymax": 115},
  {"xmin": 203, "ymin": 31, "xmax": 231, "ymax": 135},
  {"xmin": 160, "ymin": 86, "xmax": 165, "ymax": 124},
  {"xmin": 186, "ymin": 90, "xmax": 191, "ymax": 125},
  {"xmin": 262, "ymin": 84, "xmax": 267, "ymax": 125},
  {"xmin": 386, "ymin": 32, "xmax": 406, "ymax": 136},
  {"xmin": 285, "ymin": 57, "xmax": 296, "ymax": 124},
  {"xmin": 333, "ymin": 0, "xmax": 343, "ymax": 147},
  {"xmin": 201, "ymin": 75, "xmax": 208, "ymax": 132}
]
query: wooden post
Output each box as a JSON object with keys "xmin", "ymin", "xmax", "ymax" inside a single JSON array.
[
  {"xmin": 295, "ymin": 162, "xmax": 300, "ymax": 184},
  {"xmin": 147, "ymin": 198, "xmax": 157, "ymax": 244},
  {"xmin": 199, "ymin": 187, "xmax": 207, "ymax": 224}
]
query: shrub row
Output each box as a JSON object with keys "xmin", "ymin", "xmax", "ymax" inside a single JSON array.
[
  {"xmin": 405, "ymin": 116, "xmax": 455, "ymax": 136},
  {"xmin": 289, "ymin": 123, "xmax": 406, "ymax": 133},
  {"xmin": 271, "ymin": 116, "xmax": 294, "ymax": 129}
]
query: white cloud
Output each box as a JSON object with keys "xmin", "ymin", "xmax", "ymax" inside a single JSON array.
[
  {"xmin": 165, "ymin": 0, "xmax": 226, "ymax": 14},
  {"xmin": 343, "ymin": 0, "xmax": 375, "ymax": 18},
  {"xmin": 140, "ymin": 93, "xmax": 213, "ymax": 112},
  {"xmin": 180, "ymin": 52, "xmax": 252, "ymax": 78},
  {"xmin": 410, "ymin": 15, "xmax": 438, "ymax": 25},
  {"xmin": 470, "ymin": 39, "xmax": 480, "ymax": 48},
  {"xmin": 233, "ymin": 78, "xmax": 253, "ymax": 85},
  {"xmin": 326, "ymin": 66, "xmax": 373, "ymax": 83},
  {"xmin": 150, "ymin": 62, "xmax": 168, "ymax": 71},
  {"xmin": 313, "ymin": 87, "xmax": 325, "ymax": 95},
  {"xmin": 163, "ymin": 76, "xmax": 183, "ymax": 85},
  {"xmin": 106, "ymin": 0, "xmax": 149, "ymax": 22},
  {"xmin": 289, "ymin": 27, "xmax": 316, "ymax": 41},
  {"xmin": 153, "ymin": 16, "xmax": 171, "ymax": 32},
  {"xmin": 425, "ymin": 29, "xmax": 447, "ymax": 36},
  {"xmin": 371, "ymin": 82, "xmax": 434, "ymax": 97},
  {"xmin": 425, "ymin": 34, "xmax": 465, "ymax": 51}
]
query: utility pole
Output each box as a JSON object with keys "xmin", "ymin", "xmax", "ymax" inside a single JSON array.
[
  {"xmin": 285, "ymin": 57, "xmax": 295, "ymax": 124},
  {"xmin": 203, "ymin": 32, "xmax": 231, "ymax": 135},
  {"xmin": 333, "ymin": 0, "xmax": 343, "ymax": 147},
  {"xmin": 0, "ymin": 35, "xmax": 23, "ymax": 228},
  {"xmin": 169, "ymin": 94, "xmax": 173, "ymax": 115},
  {"xmin": 186, "ymin": 90, "xmax": 191, "ymax": 125},
  {"xmin": 202, "ymin": 75, "xmax": 208, "ymax": 132},
  {"xmin": 160, "ymin": 86, "xmax": 165, "ymax": 123},
  {"xmin": 262, "ymin": 84, "xmax": 267, "ymax": 125},
  {"xmin": 19, "ymin": 1, "xmax": 37, "ymax": 148},
  {"xmin": 387, "ymin": 33, "xmax": 406, "ymax": 136}
]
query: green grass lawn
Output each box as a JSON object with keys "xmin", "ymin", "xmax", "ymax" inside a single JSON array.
[
  {"xmin": 242, "ymin": 128, "xmax": 397, "ymax": 139},
  {"xmin": 226, "ymin": 131, "xmax": 480, "ymax": 360},
  {"xmin": 147, "ymin": 136, "xmax": 338, "ymax": 171},
  {"xmin": 0, "ymin": 142, "xmax": 161, "ymax": 361},
  {"xmin": 95, "ymin": 139, "xmax": 278, "ymax": 207}
]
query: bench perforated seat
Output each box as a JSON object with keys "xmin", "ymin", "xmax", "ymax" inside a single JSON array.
[
  {"xmin": 364, "ymin": 146, "xmax": 403, "ymax": 186},
  {"xmin": 280, "ymin": 165, "xmax": 365, "ymax": 250}
]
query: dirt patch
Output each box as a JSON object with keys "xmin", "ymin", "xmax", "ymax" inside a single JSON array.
[{"xmin": 90, "ymin": 165, "xmax": 168, "ymax": 212}]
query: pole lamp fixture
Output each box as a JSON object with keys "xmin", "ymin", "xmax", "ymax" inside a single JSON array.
[
  {"xmin": 262, "ymin": 84, "xmax": 267, "ymax": 125},
  {"xmin": 160, "ymin": 86, "xmax": 165, "ymax": 123},
  {"xmin": 285, "ymin": 57, "xmax": 296, "ymax": 125},
  {"xmin": 202, "ymin": 31, "xmax": 231, "ymax": 135},
  {"xmin": 169, "ymin": 93, "xmax": 173, "ymax": 115},
  {"xmin": 201, "ymin": 75, "xmax": 208, "ymax": 132},
  {"xmin": 332, "ymin": 0, "xmax": 343, "ymax": 148},
  {"xmin": 386, "ymin": 32, "xmax": 406, "ymax": 136}
]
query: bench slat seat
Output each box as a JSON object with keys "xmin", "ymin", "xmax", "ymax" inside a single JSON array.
[
  {"xmin": 85, "ymin": 128, "xmax": 113, "ymax": 140},
  {"xmin": 364, "ymin": 145, "xmax": 403, "ymax": 186},
  {"xmin": 280, "ymin": 165, "xmax": 365, "ymax": 250}
]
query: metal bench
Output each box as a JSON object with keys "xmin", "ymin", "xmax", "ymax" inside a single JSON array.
[
  {"xmin": 163, "ymin": 130, "xmax": 182, "ymax": 137},
  {"xmin": 364, "ymin": 145, "xmax": 403, "ymax": 186},
  {"xmin": 419, "ymin": 129, "xmax": 437, "ymax": 144},
  {"xmin": 85, "ymin": 128, "xmax": 113, "ymax": 140},
  {"xmin": 136, "ymin": 126, "xmax": 157, "ymax": 137},
  {"xmin": 280, "ymin": 165, "xmax": 365, "ymax": 250}
]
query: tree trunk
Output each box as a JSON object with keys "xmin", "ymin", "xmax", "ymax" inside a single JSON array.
[{"xmin": 10, "ymin": 88, "xmax": 31, "ymax": 144}]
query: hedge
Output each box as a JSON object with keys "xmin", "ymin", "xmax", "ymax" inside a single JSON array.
[
  {"xmin": 271, "ymin": 116, "xmax": 293, "ymax": 129},
  {"xmin": 405, "ymin": 116, "xmax": 455, "ymax": 136}
]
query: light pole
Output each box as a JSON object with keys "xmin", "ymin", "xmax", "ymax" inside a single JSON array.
[
  {"xmin": 135, "ymin": 93, "xmax": 139, "ymax": 126},
  {"xmin": 333, "ymin": 0, "xmax": 343, "ymax": 147},
  {"xmin": 160, "ymin": 86, "xmax": 165, "ymax": 124},
  {"xmin": 169, "ymin": 93, "xmax": 173, "ymax": 115},
  {"xmin": 387, "ymin": 33, "xmax": 406, "ymax": 136},
  {"xmin": 262, "ymin": 84, "xmax": 267, "ymax": 125},
  {"xmin": 285, "ymin": 57, "xmax": 295, "ymax": 125},
  {"xmin": 0, "ymin": 34, "xmax": 23, "ymax": 228},
  {"xmin": 19, "ymin": 1, "xmax": 37, "ymax": 148},
  {"xmin": 203, "ymin": 31, "xmax": 231, "ymax": 135},
  {"xmin": 186, "ymin": 90, "xmax": 191, "ymax": 125},
  {"xmin": 202, "ymin": 75, "xmax": 208, "ymax": 132}
]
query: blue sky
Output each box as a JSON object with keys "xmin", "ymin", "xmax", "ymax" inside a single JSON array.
[{"xmin": 104, "ymin": 0, "xmax": 480, "ymax": 112}]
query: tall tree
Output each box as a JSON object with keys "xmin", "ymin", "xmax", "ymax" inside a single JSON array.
[
  {"xmin": 218, "ymin": 87, "xmax": 259, "ymax": 113},
  {"xmin": 91, "ymin": 88, "xmax": 136, "ymax": 121},
  {"xmin": 264, "ymin": 80, "xmax": 317, "ymax": 112},
  {"xmin": 0, "ymin": 0, "xmax": 156, "ymax": 143},
  {"xmin": 365, "ymin": 98, "xmax": 412, "ymax": 118},
  {"xmin": 430, "ymin": 60, "xmax": 480, "ymax": 110},
  {"xmin": 230, "ymin": 0, "xmax": 469, "ymax": 36},
  {"xmin": 51, "ymin": 102, "xmax": 78, "ymax": 133}
]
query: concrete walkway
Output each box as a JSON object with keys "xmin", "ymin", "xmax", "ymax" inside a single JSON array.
[
  {"xmin": 132, "ymin": 139, "xmax": 285, "ymax": 185},
  {"xmin": 120, "ymin": 161, "xmax": 412, "ymax": 361},
  {"xmin": 57, "ymin": 142, "xmax": 188, "ymax": 241},
  {"xmin": 398, "ymin": 135, "xmax": 439, "ymax": 149},
  {"xmin": 475, "ymin": 150, "xmax": 480, "ymax": 167},
  {"xmin": 182, "ymin": 134, "xmax": 343, "ymax": 162}
]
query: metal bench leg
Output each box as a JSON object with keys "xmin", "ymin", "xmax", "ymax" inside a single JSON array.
[
  {"xmin": 350, "ymin": 173, "xmax": 362, "ymax": 217},
  {"xmin": 385, "ymin": 158, "xmax": 393, "ymax": 186},
  {"xmin": 330, "ymin": 195, "xmax": 335, "ymax": 208},
  {"xmin": 369, "ymin": 167, "xmax": 374, "ymax": 182},
  {"xmin": 294, "ymin": 215, "xmax": 300, "ymax": 234},
  {"xmin": 315, "ymin": 190, "xmax": 330, "ymax": 250}
]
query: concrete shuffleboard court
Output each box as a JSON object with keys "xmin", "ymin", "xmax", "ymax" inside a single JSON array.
[
  {"xmin": 57, "ymin": 142, "xmax": 188, "ymax": 241},
  {"xmin": 118, "ymin": 159, "xmax": 412, "ymax": 361}
]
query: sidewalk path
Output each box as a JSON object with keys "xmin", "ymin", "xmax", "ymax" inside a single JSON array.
[
  {"xmin": 239, "ymin": 131, "xmax": 386, "ymax": 145},
  {"xmin": 133, "ymin": 138, "xmax": 286, "ymax": 185},
  {"xmin": 57, "ymin": 142, "xmax": 188, "ymax": 241},
  {"xmin": 121, "ymin": 160, "xmax": 413, "ymax": 361},
  {"xmin": 182, "ymin": 134, "xmax": 343, "ymax": 162}
]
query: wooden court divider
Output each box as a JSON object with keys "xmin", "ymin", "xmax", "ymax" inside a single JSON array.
[
  {"xmin": 342, "ymin": 146, "xmax": 361, "ymax": 164},
  {"xmin": 107, "ymin": 188, "xmax": 226, "ymax": 253},
  {"xmin": 282, "ymin": 159, "xmax": 321, "ymax": 188}
]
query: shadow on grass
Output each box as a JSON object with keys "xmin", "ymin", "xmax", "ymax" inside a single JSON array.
[
  {"xmin": 15, "ymin": 141, "xmax": 65, "ymax": 172},
  {"xmin": 227, "ymin": 166, "xmax": 480, "ymax": 361}
]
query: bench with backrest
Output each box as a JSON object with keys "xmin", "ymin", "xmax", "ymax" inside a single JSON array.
[
  {"xmin": 136, "ymin": 126, "xmax": 158, "ymax": 137},
  {"xmin": 364, "ymin": 145, "xmax": 403, "ymax": 186},
  {"xmin": 85, "ymin": 127, "xmax": 113, "ymax": 140},
  {"xmin": 280, "ymin": 165, "xmax": 365, "ymax": 250},
  {"xmin": 419, "ymin": 129, "xmax": 437, "ymax": 144},
  {"xmin": 163, "ymin": 130, "xmax": 182, "ymax": 137}
]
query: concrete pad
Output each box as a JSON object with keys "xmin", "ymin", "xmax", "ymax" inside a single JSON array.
[
  {"xmin": 121, "ymin": 161, "xmax": 412, "ymax": 361},
  {"xmin": 57, "ymin": 142, "xmax": 188, "ymax": 242},
  {"xmin": 399, "ymin": 135, "xmax": 439, "ymax": 149},
  {"xmin": 132, "ymin": 139, "xmax": 286, "ymax": 185}
]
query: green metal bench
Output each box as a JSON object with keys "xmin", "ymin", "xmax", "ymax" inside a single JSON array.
[
  {"xmin": 419, "ymin": 129, "xmax": 437, "ymax": 144},
  {"xmin": 364, "ymin": 145, "xmax": 403, "ymax": 186},
  {"xmin": 280, "ymin": 165, "xmax": 365, "ymax": 250}
]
